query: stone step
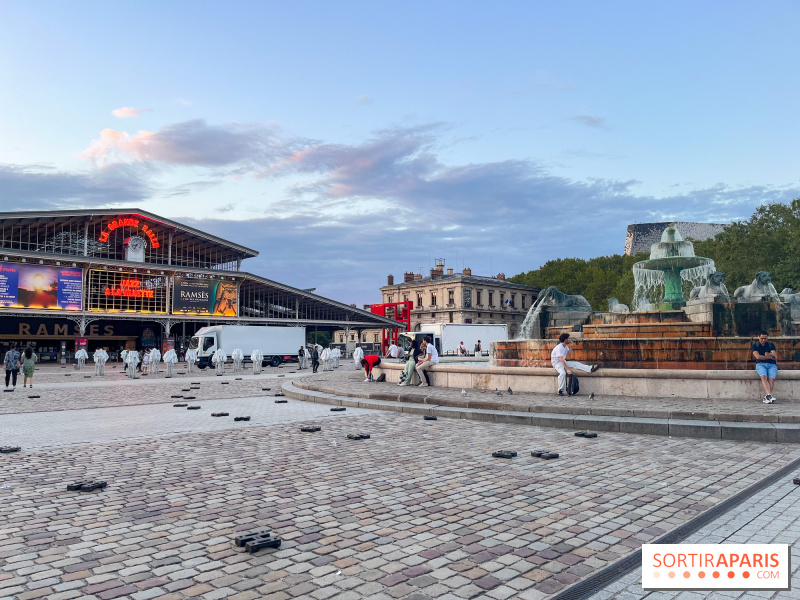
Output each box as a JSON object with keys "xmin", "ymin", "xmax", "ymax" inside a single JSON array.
[{"xmin": 282, "ymin": 381, "xmax": 800, "ymax": 443}]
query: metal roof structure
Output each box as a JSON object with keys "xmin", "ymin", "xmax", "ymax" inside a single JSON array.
[{"xmin": 0, "ymin": 209, "xmax": 401, "ymax": 331}]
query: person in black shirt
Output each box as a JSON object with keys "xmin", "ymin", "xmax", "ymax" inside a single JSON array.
[
  {"xmin": 311, "ymin": 346, "xmax": 320, "ymax": 373},
  {"xmin": 751, "ymin": 331, "xmax": 778, "ymax": 404}
]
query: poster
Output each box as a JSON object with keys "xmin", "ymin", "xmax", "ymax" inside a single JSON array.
[
  {"xmin": 0, "ymin": 262, "xmax": 83, "ymax": 310},
  {"xmin": 173, "ymin": 277, "xmax": 237, "ymax": 316}
]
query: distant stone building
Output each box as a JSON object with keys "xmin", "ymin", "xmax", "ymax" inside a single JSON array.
[
  {"xmin": 333, "ymin": 261, "xmax": 540, "ymax": 350},
  {"xmin": 624, "ymin": 222, "xmax": 726, "ymax": 256}
]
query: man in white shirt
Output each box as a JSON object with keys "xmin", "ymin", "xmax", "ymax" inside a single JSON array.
[
  {"xmin": 551, "ymin": 333, "xmax": 598, "ymax": 395},
  {"xmin": 415, "ymin": 337, "xmax": 439, "ymax": 387},
  {"xmin": 386, "ymin": 342, "xmax": 399, "ymax": 360}
]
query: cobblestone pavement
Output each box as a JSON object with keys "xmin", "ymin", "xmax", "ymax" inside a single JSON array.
[
  {"xmin": 299, "ymin": 369, "xmax": 800, "ymax": 423},
  {"xmin": 1, "ymin": 369, "xmax": 800, "ymax": 599},
  {"xmin": 0, "ymin": 364, "xmax": 313, "ymax": 415},
  {"xmin": 0, "ymin": 396, "xmax": 368, "ymax": 450},
  {"xmin": 591, "ymin": 475, "xmax": 800, "ymax": 600}
]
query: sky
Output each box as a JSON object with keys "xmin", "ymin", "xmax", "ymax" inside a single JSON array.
[{"xmin": 1, "ymin": 1, "xmax": 798, "ymax": 305}]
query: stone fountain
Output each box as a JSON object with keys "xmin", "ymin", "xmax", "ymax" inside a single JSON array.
[
  {"xmin": 632, "ymin": 225, "xmax": 716, "ymax": 311},
  {"xmin": 496, "ymin": 225, "xmax": 800, "ymax": 371}
]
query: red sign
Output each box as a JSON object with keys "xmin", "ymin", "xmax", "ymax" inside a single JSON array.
[
  {"xmin": 98, "ymin": 217, "xmax": 160, "ymax": 248},
  {"xmin": 104, "ymin": 279, "xmax": 154, "ymax": 298}
]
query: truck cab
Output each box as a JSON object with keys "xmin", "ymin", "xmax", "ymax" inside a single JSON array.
[{"xmin": 188, "ymin": 332, "xmax": 219, "ymax": 368}]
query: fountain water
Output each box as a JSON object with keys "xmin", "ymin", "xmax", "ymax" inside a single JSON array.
[{"xmin": 632, "ymin": 226, "xmax": 716, "ymax": 311}]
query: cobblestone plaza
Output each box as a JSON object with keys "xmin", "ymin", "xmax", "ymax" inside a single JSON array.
[{"xmin": 1, "ymin": 365, "xmax": 799, "ymax": 600}]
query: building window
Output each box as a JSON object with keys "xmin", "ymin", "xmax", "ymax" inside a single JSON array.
[
  {"xmin": 463, "ymin": 288, "xmax": 472, "ymax": 308},
  {"xmin": 339, "ymin": 334, "xmax": 344, "ymax": 342},
  {"xmin": 403, "ymin": 294, "xmax": 409, "ymax": 302},
  {"xmin": 522, "ymin": 295, "xmax": 526, "ymax": 309},
  {"xmin": 476, "ymin": 291, "xmax": 482, "ymax": 306},
  {"xmin": 449, "ymin": 311, "xmax": 453, "ymax": 323},
  {"xmin": 417, "ymin": 293, "xmax": 423, "ymax": 308},
  {"xmin": 488, "ymin": 292, "xmax": 494, "ymax": 307},
  {"xmin": 431, "ymin": 291, "xmax": 437, "ymax": 306},
  {"xmin": 511, "ymin": 294, "xmax": 516, "ymax": 308},
  {"xmin": 374, "ymin": 334, "xmax": 379, "ymax": 343},
  {"xmin": 500, "ymin": 293, "xmax": 505, "ymax": 307},
  {"xmin": 387, "ymin": 295, "xmax": 393, "ymax": 303},
  {"xmin": 448, "ymin": 290, "xmax": 454, "ymax": 305},
  {"xmin": 350, "ymin": 334, "xmax": 355, "ymax": 341}
]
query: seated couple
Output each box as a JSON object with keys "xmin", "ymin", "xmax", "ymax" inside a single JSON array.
[{"xmin": 398, "ymin": 337, "xmax": 438, "ymax": 387}]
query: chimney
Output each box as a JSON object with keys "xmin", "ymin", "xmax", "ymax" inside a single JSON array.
[
  {"xmin": 462, "ymin": 267, "xmax": 472, "ymax": 276},
  {"xmin": 430, "ymin": 268, "xmax": 440, "ymax": 279},
  {"xmin": 414, "ymin": 273, "xmax": 422, "ymax": 280},
  {"xmin": 387, "ymin": 274, "xmax": 394, "ymax": 285},
  {"xmin": 497, "ymin": 273, "xmax": 505, "ymax": 280},
  {"xmin": 446, "ymin": 268, "xmax": 453, "ymax": 275},
  {"xmin": 404, "ymin": 272, "xmax": 415, "ymax": 283}
]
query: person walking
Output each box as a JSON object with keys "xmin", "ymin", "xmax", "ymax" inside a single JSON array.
[
  {"xmin": 311, "ymin": 345, "xmax": 320, "ymax": 373},
  {"xmin": 4, "ymin": 345, "xmax": 20, "ymax": 389},
  {"xmin": 142, "ymin": 349, "xmax": 150, "ymax": 374},
  {"xmin": 752, "ymin": 331, "xmax": 778, "ymax": 403},
  {"xmin": 551, "ymin": 333, "xmax": 598, "ymax": 395},
  {"xmin": 21, "ymin": 346, "xmax": 37, "ymax": 388},
  {"xmin": 298, "ymin": 346, "xmax": 306, "ymax": 369},
  {"xmin": 399, "ymin": 339, "xmax": 422, "ymax": 386},
  {"xmin": 415, "ymin": 337, "xmax": 439, "ymax": 387}
]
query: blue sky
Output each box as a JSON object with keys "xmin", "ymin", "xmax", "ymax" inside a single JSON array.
[{"xmin": 1, "ymin": 1, "xmax": 798, "ymax": 304}]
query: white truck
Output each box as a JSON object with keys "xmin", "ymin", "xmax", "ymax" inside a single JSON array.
[
  {"xmin": 189, "ymin": 325, "xmax": 306, "ymax": 368},
  {"xmin": 399, "ymin": 323, "xmax": 507, "ymax": 356}
]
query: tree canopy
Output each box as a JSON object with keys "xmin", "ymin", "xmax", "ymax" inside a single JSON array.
[{"xmin": 510, "ymin": 198, "xmax": 800, "ymax": 310}]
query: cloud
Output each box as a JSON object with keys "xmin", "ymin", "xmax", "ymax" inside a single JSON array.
[
  {"xmin": 355, "ymin": 95, "xmax": 372, "ymax": 106},
  {"xmin": 532, "ymin": 70, "xmax": 578, "ymax": 92},
  {"xmin": 111, "ymin": 107, "xmax": 153, "ymax": 118},
  {"xmin": 0, "ymin": 163, "xmax": 151, "ymax": 209},
  {"xmin": 569, "ymin": 115, "xmax": 605, "ymax": 128},
  {"xmin": 81, "ymin": 119, "xmax": 301, "ymax": 168}
]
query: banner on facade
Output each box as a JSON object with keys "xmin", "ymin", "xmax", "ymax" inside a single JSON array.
[
  {"xmin": 0, "ymin": 262, "xmax": 83, "ymax": 310},
  {"xmin": 173, "ymin": 277, "xmax": 237, "ymax": 316}
]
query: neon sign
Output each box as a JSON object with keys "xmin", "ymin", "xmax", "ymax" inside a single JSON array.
[
  {"xmin": 98, "ymin": 217, "xmax": 160, "ymax": 248},
  {"xmin": 104, "ymin": 279, "xmax": 154, "ymax": 298}
]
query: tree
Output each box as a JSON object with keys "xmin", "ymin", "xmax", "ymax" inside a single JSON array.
[
  {"xmin": 692, "ymin": 199, "xmax": 800, "ymax": 293},
  {"xmin": 510, "ymin": 253, "xmax": 648, "ymax": 310}
]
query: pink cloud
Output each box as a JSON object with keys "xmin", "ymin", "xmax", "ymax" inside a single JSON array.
[{"xmin": 111, "ymin": 107, "xmax": 153, "ymax": 118}]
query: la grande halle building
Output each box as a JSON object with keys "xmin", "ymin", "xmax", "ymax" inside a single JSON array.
[{"xmin": 0, "ymin": 209, "xmax": 399, "ymax": 361}]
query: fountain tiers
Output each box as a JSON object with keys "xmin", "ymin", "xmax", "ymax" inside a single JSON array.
[{"xmin": 495, "ymin": 303, "xmax": 800, "ymax": 370}]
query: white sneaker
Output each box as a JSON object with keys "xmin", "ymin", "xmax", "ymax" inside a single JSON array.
[
  {"xmin": 762, "ymin": 396, "xmax": 771, "ymax": 404},
  {"xmin": 767, "ymin": 394, "xmax": 775, "ymax": 403},
  {"xmin": 420, "ymin": 382, "xmax": 429, "ymax": 387},
  {"xmin": 364, "ymin": 378, "xmax": 370, "ymax": 382}
]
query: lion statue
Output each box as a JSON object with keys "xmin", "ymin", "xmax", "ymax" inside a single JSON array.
[
  {"xmin": 689, "ymin": 271, "xmax": 731, "ymax": 302},
  {"xmin": 518, "ymin": 286, "xmax": 591, "ymax": 339},
  {"xmin": 607, "ymin": 297, "xmax": 630, "ymax": 313},
  {"xmin": 780, "ymin": 288, "xmax": 800, "ymax": 305},
  {"xmin": 734, "ymin": 271, "xmax": 780, "ymax": 302}
]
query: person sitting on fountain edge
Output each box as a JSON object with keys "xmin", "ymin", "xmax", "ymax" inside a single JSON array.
[
  {"xmin": 551, "ymin": 333, "xmax": 599, "ymax": 395},
  {"xmin": 752, "ymin": 331, "xmax": 778, "ymax": 404}
]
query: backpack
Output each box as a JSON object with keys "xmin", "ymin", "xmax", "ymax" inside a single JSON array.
[
  {"xmin": 375, "ymin": 373, "xmax": 386, "ymax": 382},
  {"xmin": 566, "ymin": 373, "xmax": 579, "ymax": 396}
]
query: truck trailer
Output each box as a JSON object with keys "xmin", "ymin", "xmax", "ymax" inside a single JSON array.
[{"xmin": 189, "ymin": 325, "xmax": 306, "ymax": 368}]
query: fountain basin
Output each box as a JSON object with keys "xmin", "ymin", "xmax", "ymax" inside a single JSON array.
[{"xmin": 493, "ymin": 337, "xmax": 800, "ymax": 370}]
